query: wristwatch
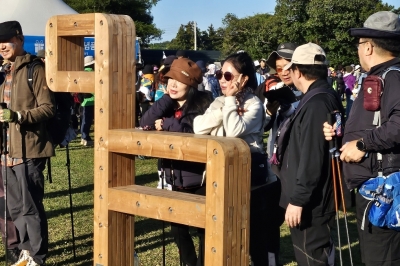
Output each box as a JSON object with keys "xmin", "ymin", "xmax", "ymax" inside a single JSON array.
[{"xmin": 356, "ymin": 138, "xmax": 367, "ymax": 152}]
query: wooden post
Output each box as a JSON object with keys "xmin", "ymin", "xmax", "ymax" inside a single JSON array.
[{"xmin": 45, "ymin": 13, "xmax": 251, "ymax": 266}]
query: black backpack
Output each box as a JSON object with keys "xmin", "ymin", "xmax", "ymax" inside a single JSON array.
[{"xmin": 27, "ymin": 57, "xmax": 73, "ymax": 147}]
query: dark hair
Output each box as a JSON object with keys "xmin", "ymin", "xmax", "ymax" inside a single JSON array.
[
  {"xmin": 180, "ymin": 89, "xmax": 213, "ymax": 130},
  {"xmin": 222, "ymin": 51, "xmax": 258, "ymax": 106},
  {"xmin": 290, "ymin": 57, "xmax": 328, "ymax": 81},
  {"xmin": 370, "ymin": 38, "xmax": 400, "ymax": 57},
  {"xmin": 223, "ymin": 51, "xmax": 258, "ymax": 90}
]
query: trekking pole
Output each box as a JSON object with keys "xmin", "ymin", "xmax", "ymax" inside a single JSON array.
[
  {"xmin": 327, "ymin": 113, "xmax": 343, "ymax": 266},
  {"xmin": 1, "ymin": 102, "xmax": 9, "ymax": 266},
  {"xmin": 332, "ymin": 111, "xmax": 354, "ymax": 266},
  {"xmin": 65, "ymin": 144, "xmax": 76, "ymax": 260}
]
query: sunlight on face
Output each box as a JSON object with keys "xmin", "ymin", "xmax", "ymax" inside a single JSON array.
[
  {"xmin": 219, "ymin": 61, "xmax": 240, "ymax": 96},
  {"xmin": 0, "ymin": 36, "xmax": 22, "ymax": 61},
  {"xmin": 167, "ymin": 78, "xmax": 190, "ymax": 101},
  {"xmin": 275, "ymin": 58, "xmax": 292, "ymax": 86}
]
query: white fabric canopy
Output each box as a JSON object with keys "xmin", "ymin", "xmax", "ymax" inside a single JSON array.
[{"xmin": 1, "ymin": 0, "xmax": 77, "ymax": 36}]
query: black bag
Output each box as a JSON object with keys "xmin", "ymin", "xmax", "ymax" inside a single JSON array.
[
  {"xmin": 251, "ymin": 152, "xmax": 269, "ymax": 186},
  {"xmin": 27, "ymin": 57, "xmax": 73, "ymax": 147}
]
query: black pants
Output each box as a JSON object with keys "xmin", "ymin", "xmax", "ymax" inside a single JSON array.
[
  {"xmin": 0, "ymin": 172, "xmax": 20, "ymax": 249},
  {"xmin": 6, "ymin": 158, "xmax": 48, "ymax": 265},
  {"xmin": 170, "ymin": 186, "xmax": 206, "ymax": 266},
  {"xmin": 250, "ymin": 181, "xmax": 285, "ymax": 266},
  {"xmin": 289, "ymin": 215, "xmax": 335, "ymax": 266},
  {"xmin": 356, "ymin": 192, "xmax": 400, "ymax": 266}
]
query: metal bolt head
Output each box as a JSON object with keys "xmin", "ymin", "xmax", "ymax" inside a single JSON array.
[
  {"xmin": 74, "ymin": 79, "xmax": 78, "ymax": 84},
  {"xmin": 169, "ymin": 144, "xmax": 174, "ymax": 150},
  {"xmin": 100, "ymin": 20, "xmax": 103, "ymax": 26},
  {"xmin": 212, "ymin": 215, "xmax": 217, "ymax": 221},
  {"xmin": 136, "ymin": 201, "xmax": 140, "ymax": 207},
  {"xmin": 213, "ymin": 149, "xmax": 218, "ymax": 155},
  {"xmin": 99, "ymin": 108, "xmax": 104, "ymax": 114},
  {"xmin": 213, "ymin": 182, "xmax": 218, "ymax": 188},
  {"xmin": 137, "ymin": 141, "xmax": 141, "ymax": 146},
  {"xmin": 211, "ymin": 247, "xmax": 216, "ymax": 253}
]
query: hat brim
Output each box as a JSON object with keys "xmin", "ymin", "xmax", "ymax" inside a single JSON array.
[
  {"xmin": 266, "ymin": 50, "xmax": 294, "ymax": 70},
  {"xmin": 164, "ymin": 68, "xmax": 196, "ymax": 88},
  {"xmin": 349, "ymin": 28, "xmax": 400, "ymax": 39},
  {"xmin": 84, "ymin": 60, "xmax": 95, "ymax": 67},
  {"xmin": 283, "ymin": 62, "xmax": 293, "ymax": 71},
  {"xmin": 0, "ymin": 33, "xmax": 17, "ymax": 41}
]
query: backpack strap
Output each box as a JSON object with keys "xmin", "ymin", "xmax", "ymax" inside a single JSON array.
[{"xmin": 27, "ymin": 57, "xmax": 44, "ymax": 92}]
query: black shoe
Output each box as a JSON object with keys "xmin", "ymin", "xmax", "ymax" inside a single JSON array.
[{"xmin": 7, "ymin": 248, "xmax": 21, "ymax": 264}]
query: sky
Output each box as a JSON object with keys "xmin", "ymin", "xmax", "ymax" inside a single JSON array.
[{"xmin": 151, "ymin": 0, "xmax": 400, "ymax": 42}]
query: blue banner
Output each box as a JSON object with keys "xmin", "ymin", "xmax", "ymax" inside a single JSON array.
[{"xmin": 24, "ymin": 36, "xmax": 139, "ymax": 61}]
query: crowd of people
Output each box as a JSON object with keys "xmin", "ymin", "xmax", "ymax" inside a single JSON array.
[{"xmin": 0, "ymin": 9, "xmax": 400, "ymax": 266}]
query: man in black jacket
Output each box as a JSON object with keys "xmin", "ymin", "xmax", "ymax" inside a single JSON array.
[
  {"xmin": 280, "ymin": 43, "xmax": 343, "ymax": 265},
  {"xmin": 324, "ymin": 11, "xmax": 400, "ymax": 266}
]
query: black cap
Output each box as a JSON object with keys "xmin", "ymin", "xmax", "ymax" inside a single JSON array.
[
  {"xmin": 164, "ymin": 55, "xmax": 177, "ymax": 67},
  {"xmin": 142, "ymin": 64, "xmax": 153, "ymax": 75},
  {"xmin": 0, "ymin": 21, "xmax": 23, "ymax": 41},
  {"xmin": 176, "ymin": 50, "xmax": 188, "ymax": 58},
  {"xmin": 266, "ymin": 42, "xmax": 298, "ymax": 70}
]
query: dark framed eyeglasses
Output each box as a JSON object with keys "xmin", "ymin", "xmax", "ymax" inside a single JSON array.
[
  {"xmin": 356, "ymin": 41, "xmax": 368, "ymax": 49},
  {"xmin": 215, "ymin": 70, "xmax": 238, "ymax": 81}
]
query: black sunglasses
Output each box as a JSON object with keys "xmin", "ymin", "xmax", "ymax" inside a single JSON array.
[{"xmin": 215, "ymin": 70, "xmax": 238, "ymax": 81}]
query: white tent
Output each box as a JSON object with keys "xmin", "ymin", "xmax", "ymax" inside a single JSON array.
[{"xmin": 1, "ymin": 0, "xmax": 77, "ymax": 36}]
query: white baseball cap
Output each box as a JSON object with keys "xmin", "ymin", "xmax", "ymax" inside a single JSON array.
[{"xmin": 283, "ymin": 43, "xmax": 327, "ymax": 70}]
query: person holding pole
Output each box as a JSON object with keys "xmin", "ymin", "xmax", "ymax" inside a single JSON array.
[
  {"xmin": 323, "ymin": 11, "xmax": 400, "ymax": 266},
  {"xmin": 277, "ymin": 43, "xmax": 343, "ymax": 265},
  {"xmin": 0, "ymin": 21, "xmax": 55, "ymax": 266}
]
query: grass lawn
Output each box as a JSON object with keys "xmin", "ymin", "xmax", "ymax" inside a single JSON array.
[{"xmin": 0, "ymin": 133, "xmax": 362, "ymax": 265}]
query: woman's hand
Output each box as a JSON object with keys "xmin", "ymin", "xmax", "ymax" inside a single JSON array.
[
  {"xmin": 155, "ymin": 119, "xmax": 164, "ymax": 131},
  {"xmin": 225, "ymin": 74, "xmax": 243, "ymax": 97}
]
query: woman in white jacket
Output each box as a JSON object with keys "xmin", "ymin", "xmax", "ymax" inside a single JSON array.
[{"xmin": 193, "ymin": 51, "xmax": 276, "ymax": 266}]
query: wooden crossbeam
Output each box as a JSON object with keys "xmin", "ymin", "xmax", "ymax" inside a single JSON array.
[{"xmin": 108, "ymin": 185, "xmax": 206, "ymax": 228}]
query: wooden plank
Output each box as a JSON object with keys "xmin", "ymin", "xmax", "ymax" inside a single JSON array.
[
  {"xmin": 57, "ymin": 13, "xmax": 95, "ymax": 36},
  {"xmin": 93, "ymin": 13, "xmax": 114, "ymax": 266},
  {"xmin": 108, "ymin": 185, "xmax": 206, "ymax": 228},
  {"xmin": 51, "ymin": 71, "xmax": 95, "ymax": 93},
  {"xmin": 108, "ymin": 129, "xmax": 209, "ymax": 163}
]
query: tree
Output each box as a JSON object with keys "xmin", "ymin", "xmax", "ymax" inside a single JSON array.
[
  {"xmin": 63, "ymin": 0, "xmax": 163, "ymax": 47},
  {"xmin": 219, "ymin": 13, "xmax": 276, "ymax": 59},
  {"xmin": 271, "ymin": 0, "xmax": 394, "ymax": 66},
  {"xmin": 167, "ymin": 22, "xmax": 197, "ymax": 50}
]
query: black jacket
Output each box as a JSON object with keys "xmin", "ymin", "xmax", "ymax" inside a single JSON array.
[
  {"xmin": 343, "ymin": 58, "xmax": 400, "ymax": 189},
  {"xmin": 140, "ymin": 93, "xmax": 212, "ymax": 187},
  {"xmin": 280, "ymin": 79, "xmax": 343, "ymax": 220}
]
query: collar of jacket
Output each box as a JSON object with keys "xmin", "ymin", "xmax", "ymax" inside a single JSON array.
[
  {"xmin": 13, "ymin": 52, "xmax": 32, "ymax": 70},
  {"xmin": 305, "ymin": 78, "xmax": 331, "ymax": 93},
  {"xmin": 368, "ymin": 57, "xmax": 400, "ymax": 76}
]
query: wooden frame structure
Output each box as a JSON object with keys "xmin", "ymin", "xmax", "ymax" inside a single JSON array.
[{"xmin": 45, "ymin": 13, "xmax": 251, "ymax": 266}]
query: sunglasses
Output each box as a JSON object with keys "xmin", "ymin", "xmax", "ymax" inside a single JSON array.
[{"xmin": 215, "ymin": 70, "xmax": 238, "ymax": 81}]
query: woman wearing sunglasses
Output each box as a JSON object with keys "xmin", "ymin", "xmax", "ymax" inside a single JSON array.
[
  {"xmin": 140, "ymin": 57, "xmax": 213, "ymax": 266},
  {"xmin": 193, "ymin": 51, "xmax": 272, "ymax": 266}
]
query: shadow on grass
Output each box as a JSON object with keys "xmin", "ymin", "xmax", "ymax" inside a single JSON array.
[
  {"xmin": 280, "ymin": 211, "xmax": 362, "ymax": 266},
  {"xmin": 45, "ymin": 184, "xmax": 94, "ymax": 199},
  {"xmin": 135, "ymin": 172, "xmax": 159, "ymax": 186},
  {"xmin": 46, "ymin": 204, "xmax": 93, "ymax": 219}
]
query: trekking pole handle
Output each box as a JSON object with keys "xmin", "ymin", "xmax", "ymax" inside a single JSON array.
[{"xmin": 327, "ymin": 113, "xmax": 335, "ymax": 153}]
